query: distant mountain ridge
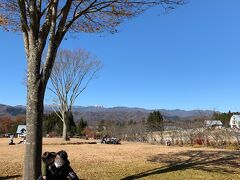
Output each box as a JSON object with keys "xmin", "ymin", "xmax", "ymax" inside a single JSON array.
[
  {"xmin": 0, "ymin": 104, "xmax": 26, "ymax": 117},
  {"xmin": 0, "ymin": 104, "xmax": 214, "ymax": 122}
]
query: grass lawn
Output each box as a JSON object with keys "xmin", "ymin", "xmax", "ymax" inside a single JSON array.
[{"xmin": 0, "ymin": 138, "xmax": 239, "ymax": 180}]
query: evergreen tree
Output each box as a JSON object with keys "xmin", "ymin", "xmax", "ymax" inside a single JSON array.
[
  {"xmin": 97, "ymin": 120, "xmax": 105, "ymax": 133},
  {"xmin": 77, "ymin": 117, "xmax": 88, "ymax": 136},
  {"xmin": 43, "ymin": 112, "xmax": 62, "ymax": 135},
  {"xmin": 147, "ymin": 111, "xmax": 164, "ymax": 132},
  {"xmin": 42, "ymin": 111, "xmax": 76, "ymax": 136},
  {"xmin": 67, "ymin": 112, "xmax": 77, "ymax": 137}
]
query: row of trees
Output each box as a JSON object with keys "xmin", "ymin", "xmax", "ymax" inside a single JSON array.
[
  {"xmin": 96, "ymin": 111, "xmax": 164, "ymax": 141},
  {"xmin": 0, "ymin": 112, "xmax": 89, "ymax": 139},
  {"xmin": 0, "ymin": 115, "xmax": 26, "ymax": 135},
  {"xmin": 95, "ymin": 111, "xmax": 240, "ymax": 148},
  {"xmin": 2, "ymin": 109, "xmax": 239, "ymax": 149},
  {"xmin": 161, "ymin": 127, "xmax": 240, "ymax": 148},
  {"xmin": 43, "ymin": 113, "xmax": 88, "ymax": 137},
  {"xmin": 212, "ymin": 111, "xmax": 239, "ymax": 127}
]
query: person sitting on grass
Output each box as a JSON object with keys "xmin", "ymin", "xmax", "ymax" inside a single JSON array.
[
  {"xmin": 9, "ymin": 135, "xmax": 15, "ymax": 145},
  {"xmin": 39, "ymin": 151, "xmax": 57, "ymax": 180},
  {"xmin": 39, "ymin": 150, "xmax": 79, "ymax": 180}
]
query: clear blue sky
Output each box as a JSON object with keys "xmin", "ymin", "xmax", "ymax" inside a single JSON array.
[{"xmin": 1, "ymin": 0, "xmax": 240, "ymax": 112}]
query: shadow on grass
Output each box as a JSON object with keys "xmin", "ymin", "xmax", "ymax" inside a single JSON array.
[
  {"xmin": 121, "ymin": 150, "xmax": 240, "ymax": 180},
  {"xmin": 0, "ymin": 175, "xmax": 21, "ymax": 180}
]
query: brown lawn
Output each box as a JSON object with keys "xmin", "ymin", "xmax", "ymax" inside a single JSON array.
[{"xmin": 0, "ymin": 138, "xmax": 239, "ymax": 180}]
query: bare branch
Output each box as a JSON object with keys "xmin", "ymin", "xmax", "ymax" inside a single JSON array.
[{"xmin": 49, "ymin": 48, "xmax": 102, "ymax": 114}]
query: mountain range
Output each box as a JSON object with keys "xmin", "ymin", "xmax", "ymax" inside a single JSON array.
[{"xmin": 0, "ymin": 104, "xmax": 214, "ymax": 122}]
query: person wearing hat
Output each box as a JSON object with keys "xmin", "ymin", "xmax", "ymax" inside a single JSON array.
[
  {"xmin": 38, "ymin": 151, "xmax": 57, "ymax": 180},
  {"xmin": 48, "ymin": 150, "xmax": 79, "ymax": 180}
]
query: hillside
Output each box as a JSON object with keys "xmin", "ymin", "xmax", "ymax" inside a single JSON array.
[
  {"xmin": 0, "ymin": 104, "xmax": 26, "ymax": 117},
  {"xmin": 0, "ymin": 104, "xmax": 214, "ymax": 122}
]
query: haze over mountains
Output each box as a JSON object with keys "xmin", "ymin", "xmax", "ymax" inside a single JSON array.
[{"xmin": 0, "ymin": 104, "xmax": 214, "ymax": 122}]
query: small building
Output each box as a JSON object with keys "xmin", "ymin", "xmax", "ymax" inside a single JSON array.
[
  {"xmin": 230, "ymin": 115, "xmax": 240, "ymax": 129},
  {"xmin": 16, "ymin": 125, "xmax": 26, "ymax": 138},
  {"xmin": 205, "ymin": 120, "xmax": 223, "ymax": 129}
]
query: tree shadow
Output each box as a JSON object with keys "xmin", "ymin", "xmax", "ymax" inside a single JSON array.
[
  {"xmin": 121, "ymin": 150, "xmax": 240, "ymax": 180},
  {"xmin": 0, "ymin": 175, "xmax": 21, "ymax": 180}
]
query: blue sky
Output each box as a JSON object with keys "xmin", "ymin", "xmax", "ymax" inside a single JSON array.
[{"xmin": 1, "ymin": 0, "xmax": 240, "ymax": 112}]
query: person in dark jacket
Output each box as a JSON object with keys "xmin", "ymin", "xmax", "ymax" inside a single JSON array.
[
  {"xmin": 38, "ymin": 151, "xmax": 57, "ymax": 180},
  {"xmin": 39, "ymin": 150, "xmax": 79, "ymax": 180},
  {"xmin": 48, "ymin": 150, "xmax": 79, "ymax": 180}
]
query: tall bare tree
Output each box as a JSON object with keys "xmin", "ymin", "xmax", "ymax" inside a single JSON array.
[
  {"xmin": 49, "ymin": 49, "xmax": 101, "ymax": 141},
  {"xmin": 0, "ymin": 0, "xmax": 185, "ymax": 179}
]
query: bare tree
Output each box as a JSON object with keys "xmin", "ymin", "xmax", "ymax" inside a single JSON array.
[
  {"xmin": 49, "ymin": 49, "xmax": 101, "ymax": 141},
  {"xmin": 0, "ymin": 1, "xmax": 185, "ymax": 179}
]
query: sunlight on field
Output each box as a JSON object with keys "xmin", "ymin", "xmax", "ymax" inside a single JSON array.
[{"xmin": 0, "ymin": 138, "xmax": 239, "ymax": 180}]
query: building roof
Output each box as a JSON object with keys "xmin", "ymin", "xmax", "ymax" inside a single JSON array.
[
  {"xmin": 205, "ymin": 120, "xmax": 223, "ymax": 127},
  {"xmin": 16, "ymin": 125, "xmax": 26, "ymax": 134},
  {"xmin": 231, "ymin": 115, "xmax": 240, "ymax": 121}
]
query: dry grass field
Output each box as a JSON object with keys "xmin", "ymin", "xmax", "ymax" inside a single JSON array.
[{"xmin": 0, "ymin": 138, "xmax": 239, "ymax": 180}]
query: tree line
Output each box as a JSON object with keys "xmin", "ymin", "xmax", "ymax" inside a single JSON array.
[
  {"xmin": 212, "ymin": 111, "xmax": 239, "ymax": 127},
  {"xmin": 0, "ymin": 115, "xmax": 26, "ymax": 135},
  {"xmin": 0, "ymin": 113, "xmax": 88, "ymax": 138},
  {"xmin": 42, "ymin": 112, "xmax": 88, "ymax": 137},
  {"xmin": 1, "ymin": 110, "xmax": 237, "ymax": 137},
  {"xmin": 0, "ymin": 110, "xmax": 163, "ymax": 141},
  {"xmin": 1, "ymin": 110, "xmax": 239, "ymax": 149}
]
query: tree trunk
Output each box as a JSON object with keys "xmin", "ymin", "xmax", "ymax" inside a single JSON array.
[
  {"xmin": 62, "ymin": 112, "xmax": 69, "ymax": 141},
  {"xmin": 23, "ymin": 46, "xmax": 47, "ymax": 179},
  {"xmin": 23, "ymin": 78, "xmax": 45, "ymax": 179}
]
